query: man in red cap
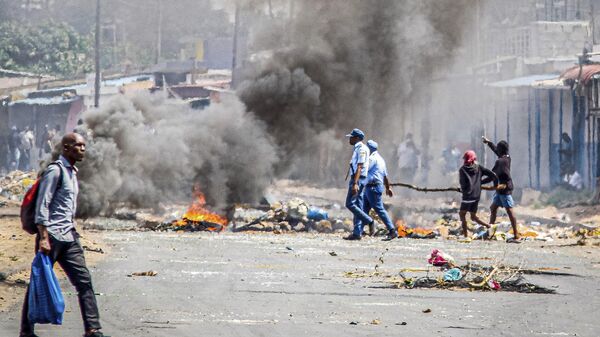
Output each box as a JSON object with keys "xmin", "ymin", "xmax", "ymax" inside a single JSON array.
[{"xmin": 458, "ymin": 150, "xmax": 499, "ymax": 238}]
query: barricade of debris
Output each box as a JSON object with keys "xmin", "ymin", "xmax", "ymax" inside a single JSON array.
[
  {"xmin": 345, "ymin": 249, "xmax": 579, "ymax": 294},
  {"xmin": 389, "ymin": 248, "xmax": 582, "ymax": 293},
  {"xmin": 231, "ymin": 197, "xmax": 353, "ymax": 233},
  {"xmin": 0, "ymin": 170, "xmax": 36, "ymax": 201},
  {"xmin": 231, "ymin": 197, "xmax": 452, "ymax": 236},
  {"xmin": 435, "ymin": 216, "xmax": 600, "ymax": 243}
]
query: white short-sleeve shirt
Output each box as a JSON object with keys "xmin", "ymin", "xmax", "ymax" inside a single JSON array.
[
  {"xmin": 367, "ymin": 151, "xmax": 388, "ymax": 184},
  {"xmin": 350, "ymin": 141, "xmax": 370, "ymax": 178}
]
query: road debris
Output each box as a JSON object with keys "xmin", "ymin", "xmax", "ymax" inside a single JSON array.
[
  {"xmin": 345, "ymin": 248, "xmax": 576, "ymax": 294},
  {"xmin": 82, "ymin": 246, "xmax": 104, "ymax": 254},
  {"xmin": 443, "ymin": 268, "xmax": 462, "ymax": 281},
  {"xmin": 428, "ymin": 249, "xmax": 455, "ymax": 267},
  {"xmin": 128, "ymin": 271, "xmax": 158, "ymax": 277},
  {"xmin": 0, "ymin": 171, "xmax": 36, "ymax": 201},
  {"xmin": 232, "ymin": 198, "xmax": 347, "ymax": 234}
]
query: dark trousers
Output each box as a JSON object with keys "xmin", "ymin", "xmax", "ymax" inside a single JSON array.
[
  {"xmin": 19, "ymin": 149, "xmax": 30, "ymax": 171},
  {"xmin": 21, "ymin": 233, "xmax": 101, "ymax": 334}
]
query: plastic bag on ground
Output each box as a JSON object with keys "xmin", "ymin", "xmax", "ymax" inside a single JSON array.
[
  {"xmin": 443, "ymin": 268, "xmax": 463, "ymax": 281},
  {"xmin": 28, "ymin": 252, "xmax": 65, "ymax": 325},
  {"xmin": 307, "ymin": 207, "xmax": 328, "ymax": 221},
  {"xmin": 427, "ymin": 249, "xmax": 455, "ymax": 267}
]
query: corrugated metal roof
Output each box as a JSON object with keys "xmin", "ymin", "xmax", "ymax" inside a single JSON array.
[
  {"xmin": 560, "ymin": 64, "xmax": 600, "ymax": 85},
  {"xmin": 531, "ymin": 78, "xmax": 568, "ymax": 89},
  {"xmin": 103, "ymin": 74, "xmax": 153, "ymax": 87},
  {"xmin": 8, "ymin": 95, "xmax": 80, "ymax": 106},
  {"xmin": 486, "ymin": 74, "xmax": 559, "ymax": 88}
]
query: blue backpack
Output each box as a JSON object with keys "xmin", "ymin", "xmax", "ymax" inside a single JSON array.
[{"xmin": 28, "ymin": 252, "xmax": 65, "ymax": 325}]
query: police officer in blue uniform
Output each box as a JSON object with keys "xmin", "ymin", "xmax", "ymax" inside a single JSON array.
[
  {"xmin": 363, "ymin": 140, "xmax": 398, "ymax": 241},
  {"xmin": 344, "ymin": 128, "xmax": 374, "ymax": 241}
]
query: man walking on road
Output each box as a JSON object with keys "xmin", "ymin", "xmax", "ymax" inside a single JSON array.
[
  {"xmin": 482, "ymin": 136, "xmax": 519, "ymax": 241},
  {"xmin": 363, "ymin": 140, "xmax": 398, "ymax": 241},
  {"xmin": 343, "ymin": 128, "xmax": 374, "ymax": 241},
  {"xmin": 20, "ymin": 133, "xmax": 109, "ymax": 337}
]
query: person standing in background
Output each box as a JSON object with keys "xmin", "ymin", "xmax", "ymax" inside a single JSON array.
[
  {"xmin": 397, "ymin": 133, "xmax": 420, "ymax": 184},
  {"xmin": 9, "ymin": 126, "xmax": 21, "ymax": 171},
  {"xmin": 19, "ymin": 126, "xmax": 34, "ymax": 171}
]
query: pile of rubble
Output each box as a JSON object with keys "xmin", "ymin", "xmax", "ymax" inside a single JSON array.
[
  {"xmin": 393, "ymin": 248, "xmax": 578, "ymax": 293},
  {"xmin": 0, "ymin": 170, "xmax": 36, "ymax": 201},
  {"xmin": 346, "ymin": 249, "xmax": 576, "ymax": 294},
  {"xmin": 434, "ymin": 214, "xmax": 600, "ymax": 242},
  {"xmin": 231, "ymin": 198, "xmax": 354, "ymax": 233}
]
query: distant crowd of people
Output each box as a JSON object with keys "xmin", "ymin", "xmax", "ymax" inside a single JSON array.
[
  {"xmin": 2, "ymin": 124, "xmax": 62, "ymax": 173},
  {"xmin": 396, "ymin": 133, "xmax": 462, "ymax": 186}
]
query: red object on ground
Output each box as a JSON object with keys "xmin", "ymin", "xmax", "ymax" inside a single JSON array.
[{"xmin": 428, "ymin": 249, "xmax": 449, "ymax": 266}]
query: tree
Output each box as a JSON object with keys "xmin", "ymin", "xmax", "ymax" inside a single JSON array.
[{"xmin": 0, "ymin": 20, "xmax": 92, "ymax": 77}]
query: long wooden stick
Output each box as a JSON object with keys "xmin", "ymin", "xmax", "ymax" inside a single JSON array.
[
  {"xmin": 389, "ymin": 182, "xmax": 460, "ymax": 193},
  {"xmin": 390, "ymin": 183, "xmax": 500, "ymax": 193}
]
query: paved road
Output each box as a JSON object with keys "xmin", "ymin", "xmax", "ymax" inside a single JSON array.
[{"xmin": 1, "ymin": 232, "xmax": 599, "ymax": 337}]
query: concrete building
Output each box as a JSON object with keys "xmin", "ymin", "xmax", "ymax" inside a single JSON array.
[
  {"xmin": 419, "ymin": 0, "xmax": 600, "ymax": 194},
  {"xmin": 482, "ymin": 0, "xmax": 597, "ymax": 189}
]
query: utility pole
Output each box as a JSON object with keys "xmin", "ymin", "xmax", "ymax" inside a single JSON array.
[
  {"xmin": 156, "ymin": 0, "xmax": 163, "ymax": 64},
  {"xmin": 287, "ymin": 0, "xmax": 295, "ymax": 46},
  {"xmin": 231, "ymin": 3, "xmax": 240, "ymax": 88},
  {"xmin": 475, "ymin": 0, "xmax": 481, "ymax": 63},
  {"xmin": 267, "ymin": 0, "xmax": 274, "ymax": 19},
  {"xmin": 591, "ymin": 1, "xmax": 596, "ymax": 45},
  {"xmin": 94, "ymin": 0, "xmax": 101, "ymax": 108}
]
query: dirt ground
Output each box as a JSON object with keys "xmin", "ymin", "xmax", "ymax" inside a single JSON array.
[{"xmin": 0, "ymin": 207, "xmax": 107, "ymax": 313}]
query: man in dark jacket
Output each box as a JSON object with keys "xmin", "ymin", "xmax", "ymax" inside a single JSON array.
[
  {"xmin": 459, "ymin": 150, "xmax": 498, "ymax": 238},
  {"xmin": 482, "ymin": 137, "xmax": 519, "ymax": 240}
]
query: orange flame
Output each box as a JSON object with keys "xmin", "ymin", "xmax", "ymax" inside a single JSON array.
[
  {"xmin": 395, "ymin": 220, "xmax": 434, "ymax": 238},
  {"xmin": 172, "ymin": 184, "xmax": 228, "ymax": 231}
]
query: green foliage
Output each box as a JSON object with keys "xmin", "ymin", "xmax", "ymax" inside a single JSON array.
[
  {"xmin": 0, "ymin": 20, "xmax": 92, "ymax": 77},
  {"xmin": 0, "ymin": 0, "xmax": 233, "ymax": 74}
]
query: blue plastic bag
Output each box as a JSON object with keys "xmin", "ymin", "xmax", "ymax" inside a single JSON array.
[
  {"xmin": 307, "ymin": 207, "xmax": 328, "ymax": 221},
  {"xmin": 28, "ymin": 252, "xmax": 65, "ymax": 325},
  {"xmin": 443, "ymin": 268, "xmax": 463, "ymax": 282}
]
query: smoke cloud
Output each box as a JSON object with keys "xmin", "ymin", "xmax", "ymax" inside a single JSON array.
[
  {"xmin": 68, "ymin": 92, "xmax": 277, "ymax": 217},
  {"xmin": 238, "ymin": 0, "xmax": 475, "ymax": 181},
  {"xmin": 53, "ymin": 1, "xmax": 477, "ymax": 215}
]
